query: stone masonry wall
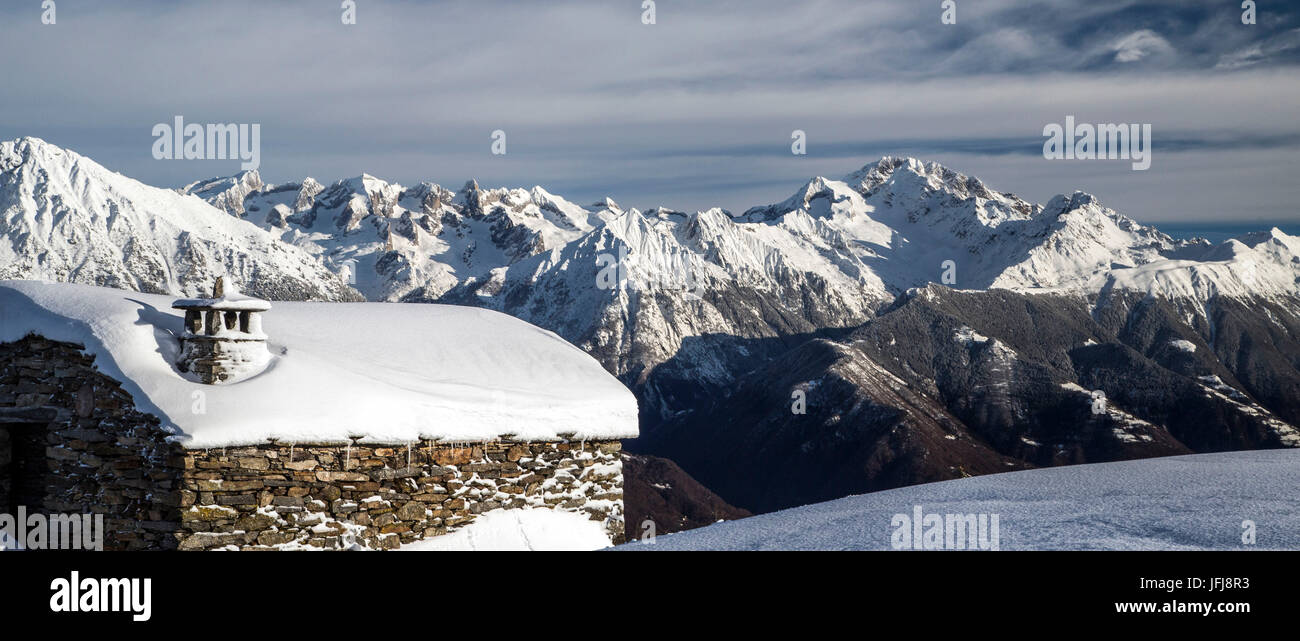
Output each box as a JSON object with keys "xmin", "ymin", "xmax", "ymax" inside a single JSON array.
[
  {"xmin": 1, "ymin": 335, "xmax": 626, "ymax": 550},
  {"xmin": 178, "ymin": 440, "xmax": 625, "ymax": 550},
  {"xmin": 0, "ymin": 334, "xmax": 187, "ymax": 550}
]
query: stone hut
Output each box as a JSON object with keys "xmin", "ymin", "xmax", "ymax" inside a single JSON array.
[{"xmin": 0, "ymin": 279, "xmax": 638, "ymax": 550}]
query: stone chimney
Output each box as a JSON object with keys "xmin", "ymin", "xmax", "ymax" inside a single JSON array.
[{"xmin": 171, "ymin": 277, "xmax": 272, "ymax": 384}]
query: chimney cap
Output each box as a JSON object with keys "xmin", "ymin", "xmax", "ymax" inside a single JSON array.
[{"xmin": 172, "ymin": 277, "xmax": 272, "ymax": 312}]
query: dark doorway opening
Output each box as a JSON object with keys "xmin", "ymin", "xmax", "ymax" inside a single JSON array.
[
  {"xmin": 0, "ymin": 425, "xmax": 10, "ymax": 515},
  {"xmin": 0, "ymin": 422, "xmax": 48, "ymax": 516}
]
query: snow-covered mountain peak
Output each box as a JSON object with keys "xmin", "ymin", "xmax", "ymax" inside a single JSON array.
[
  {"xmin": 182, "ymin": 169, "xmax": 264, "ymax": 195},
  {"xmin": 884, "ymin": 164, "xmax": 1043, "ymax": 245},
  {"xmin": 179, "ymin": 169, "xmax": 266, "ymax": 217},
  {"xmin": 0, "ymin": 138, "xmax": 360, "ymax": 301},
  {"xmin": 454, "ymin": 179, "xmax": 482, "ymax": 208},
  {"xmin": 842, "ymin": 155, "xmax": 924, "ymax": 190},
  {"xmin": 2, "ymin": 136, "xmax": 112, "ymax": 179},
  {"xmin": 1036, "ymin": 191, "xmax": 1175, "ymax": 256},
  {"xmin": 1238, "ymin": 227, "xmax": 1300, "ymax": 255},
  {"xmin": 1044, "ymin": 190, "xmax": 1100, "ymax": 213},
  {"xmin": 739, "ymin": 176, "xmax": 868, "ymax": 224},
  {"xmin": 844, "ymin": 155, "xmax": 1003, "ymax": 202},
  {"xmin": 2, "ymin": 136, "xmax": 67, "ymax": 165}
]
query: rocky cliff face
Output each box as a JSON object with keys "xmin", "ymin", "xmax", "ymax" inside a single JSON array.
[
  {"xmin": 642, "ymin": 286, "xmax": 1299, "ymax": 512},
  {"xmin": 621, "ymin": 453, "xmax": 750, "ymax": 541}
]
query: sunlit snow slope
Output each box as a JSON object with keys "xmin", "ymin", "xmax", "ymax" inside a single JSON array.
[{"xmin": 622, "ymin": 450, "xmax": 1300, "ymax": 550}]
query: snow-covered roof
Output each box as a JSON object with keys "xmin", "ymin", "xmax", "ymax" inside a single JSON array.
[{"xmin": 0, "ymin": 280, "xmax": 639, "ymax": 448}]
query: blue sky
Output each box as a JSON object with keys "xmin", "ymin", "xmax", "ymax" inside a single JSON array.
[{"xmin": 2, "ymin": 0, "xmax": 1298, "ymax": 222}]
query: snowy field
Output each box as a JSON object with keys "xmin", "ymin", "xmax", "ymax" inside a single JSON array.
[
  {"xmin": 620, "ymin": 451, "xmax": 1300, "ymax": 551},
  {"xmin": 399, "ymin": 509, "xmax": 613, "ymax": 551}
]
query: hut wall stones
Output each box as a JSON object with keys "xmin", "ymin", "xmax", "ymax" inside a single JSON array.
[
  {"xmin": 0, "ymin": 335, "xmax": 626, "ymax": 550},
  {"xmin": 0, "ymin": 335, "xmax": 183, "ymax": 550},
  {"xmin": 178, "ymin": 439, "xmax": 624, "ymax": 550}
]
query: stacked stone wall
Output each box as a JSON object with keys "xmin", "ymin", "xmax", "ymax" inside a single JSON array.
[{"xmin": 1, "ymin": 335, "xmax": 625, "ymax": 550}]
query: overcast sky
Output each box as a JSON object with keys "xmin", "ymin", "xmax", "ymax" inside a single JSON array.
[{"xmin": 2, "ymin": 0, "xmax": 1298, "ymax": 223}]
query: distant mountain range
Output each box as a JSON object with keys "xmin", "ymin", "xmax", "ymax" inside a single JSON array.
[{"xmin": 4, "ymin": 136, "xmax": 1298, "ymax": 515}]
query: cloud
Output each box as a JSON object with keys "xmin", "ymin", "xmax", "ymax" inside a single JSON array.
[
  {"xmin": 0, "ymin": 0, "xmax": 1297, "ymax": 222},
  {"xmin": 1216, "ymin": 28, "xmax": 1300, "ymax": 69},
  {"xmin": 1111, "ymin": 29, "xmax": 1175, "ymax": 63}
]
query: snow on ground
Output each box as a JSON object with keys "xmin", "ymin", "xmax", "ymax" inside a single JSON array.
[
  {"xmin": 621, "ymin": 450, "xmax": 1300, "ymax": 551},
  {"xmin": 399, "ymin": 509, "xmax": 613, "ymax": 551},
  {"xmin": 0, "ymin": 280, "xmax": 639, "ymax": 447},
  {"xmin": 952, "ymin": 326, "xmax": 989, "ymax": 345}
]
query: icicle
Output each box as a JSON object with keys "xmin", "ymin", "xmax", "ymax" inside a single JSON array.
[
  {"xmin": 345, "ymin": 441, "xmax": 352, "ymax": 469},
  {"xmin": 407, "ymin": 442, "xmax": 412, "ymax": 469}
]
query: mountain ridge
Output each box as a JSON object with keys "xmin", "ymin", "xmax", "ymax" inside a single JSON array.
[
  {"xmin": 156, "ymin": 136, "xmax": 1300, "ymax": 306},
  {"xmin": 0, "ymin": 137, "xmax": 362, "ymax": 302},
  {"xmin": 6, "ymin": 136, "xmax": 1298, "ymax": 515}
]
